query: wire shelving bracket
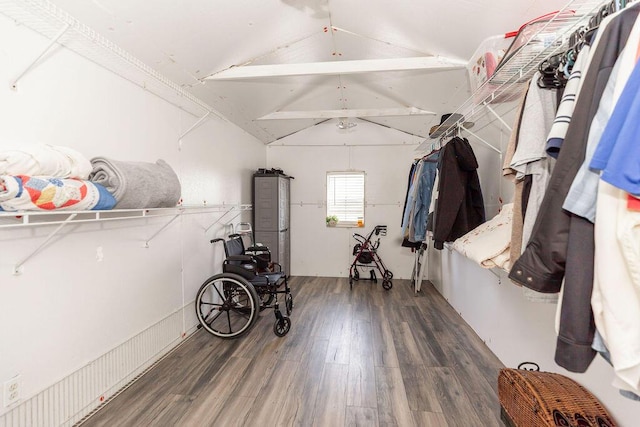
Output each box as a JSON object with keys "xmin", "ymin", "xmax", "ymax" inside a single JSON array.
[
  {"xmin": 11, "ymin": 22, "xmax": 69, "ymax": 89},
  {"xmin": 13, "ymin": 212, "xmax": 77, "ymax": 275}
]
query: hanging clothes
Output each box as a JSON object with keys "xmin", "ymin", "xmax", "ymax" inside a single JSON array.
[
  {"xmin": 510, "ymin": 3, "xmax": 640, "ymax": 374},
  {"xmin": 505, "ymin": 72, "xmax": 559, "ymax": 303},
  {"xmin": 411, "ymin": 152, "xmax": 439, "ymax": 243},
  {"xmin": 432, "ymin": 137, "xmax": 485, "ymax": 250},
  {"xmin": 401, "ymin": 160, "xmax": 423, "ymax": 246},
  {"xmin": 401, "ymin": 151, "xmax": 440, "ymax": 246},
  {"xmin": 401, "ymin": 160, "xmax": 419, "ymax": 227}
]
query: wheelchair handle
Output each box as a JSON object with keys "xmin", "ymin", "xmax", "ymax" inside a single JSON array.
[{"xmin": 210, "ymin": 238, "xmax": 225, "ymax": 244}]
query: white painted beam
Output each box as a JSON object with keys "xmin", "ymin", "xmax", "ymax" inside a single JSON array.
[
  {"xmin": 257, "ymin": 107, "xmax": 436, "ymax": 120},
  {"xmin": 205, "ymin": 56, "xmax": 466, "ymax": 80}
]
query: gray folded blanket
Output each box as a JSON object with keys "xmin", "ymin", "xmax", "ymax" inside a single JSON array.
[{"xmin": 89, "ymin": 158, "xmax": 181, "ymax": 209}]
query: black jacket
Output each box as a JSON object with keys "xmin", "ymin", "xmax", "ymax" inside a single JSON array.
[{"xmin": 433, "ymin": 137, "xmax": 485, "ymax": 249}]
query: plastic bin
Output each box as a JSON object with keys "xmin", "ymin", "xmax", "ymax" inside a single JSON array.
[{"xmin": 467, "ymin": 34, "xmax": 514, "ymax": 93}]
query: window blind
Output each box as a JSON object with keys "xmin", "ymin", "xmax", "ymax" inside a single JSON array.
[{"xmin": 326, "ymin": 172, "xmax": 364, "ymax": 223}]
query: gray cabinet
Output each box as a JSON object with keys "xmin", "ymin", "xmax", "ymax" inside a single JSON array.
[{"xmin": 254, "ymin": 173, "xmax": 291, "ymax": 276}]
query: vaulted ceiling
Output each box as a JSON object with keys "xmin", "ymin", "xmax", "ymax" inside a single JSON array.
[{"xmin": 45, "ymin": 0, "xmax": 570, "ymax": 143}]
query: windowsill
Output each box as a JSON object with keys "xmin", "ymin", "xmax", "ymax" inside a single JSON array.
[{"xmin": 326, "ymin": 223, "xmax": 366, "ymax": 229}]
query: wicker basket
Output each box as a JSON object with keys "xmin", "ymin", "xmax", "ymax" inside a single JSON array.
[{"xmin": 498, "ymin": 368, "xmax": 617, "ymax": 427}]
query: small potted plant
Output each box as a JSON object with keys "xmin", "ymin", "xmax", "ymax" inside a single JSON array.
[{"xmin": 326, "ymin": 215, "xmax": 339, "ymax": 227}]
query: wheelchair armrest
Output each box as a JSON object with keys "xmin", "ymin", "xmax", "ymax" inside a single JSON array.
[
  {"xmin": 226, "ymin": 255, "xmax": 253, "ymax": 262},
  {"xmin": 246, "ymin": 245, "xmax": 270, "ymax": 253},
  {"xmin": 269, "ymin": 262, "xmax": 283, "ymax": 272}
]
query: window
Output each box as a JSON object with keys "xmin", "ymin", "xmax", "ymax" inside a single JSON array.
[{"xmin": 326, "ymin": 171, "xmax": 365, "ymax": 226}]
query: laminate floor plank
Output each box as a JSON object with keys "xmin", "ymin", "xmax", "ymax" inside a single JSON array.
[
  {"xmin": 401, "ymin": 365, "xmax": 444, "ymax": 413},
  {"xmin": 347, "ymin": 354, "xmax": 378, "ymax": 409},
  {"xmin": 398, "ymin": 305, "xmax": 451, "ymax": 367},
  {"xmin": 325, "ymin": 304, "xmax": 354, "ymax": 364},
  {"xmin": 276, "ymin": 338, "xmax": 329, "ymax": 426},
  {"xmin": 411, "ymin": 410, "xmax": 449, "ymax": 427},
  {"xmin": 312, "ymin": 363, "xmax": 350, "ymax": 427},
  {"xmin": 346, "ymin": 406, "xmax": 379, "ymax": 426},
  {"xmin": 211, "ymin": 396, "xmax": 255, "ymax": 427},
  {"xmin": 427, "ymin": 367, "xmax": 492, "ymax": 427},
  {"xmin": 80, "ymin": 277, "xmax": 504, "ymax": 427},
  {"xmin": 243, "ymin": 360, "xmax": 301, "ymax": 425},
  {"xmin": 375, "ymin": 366, "xmax": 415, "ymax": 426},
  {"xmin": 388, "ymin": 320, "xmax": 424, "ymax": 367},
  {"xmin": 370, "ymin": 304, "xmax": 400, "ymax": 368},
  {"xmin": 175, "ymin": 357, "xmax": 253, "ymax": 426}
]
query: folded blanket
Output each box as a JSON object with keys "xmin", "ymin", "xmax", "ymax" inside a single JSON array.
[
  {"xmin": 89, "ymin": 158, "xmax": 181, "ymax": 209},
  {"xmin": 0, "ymin": 175, "xmax": 116, "ymax": 211},
  {"xmin": 452, "ymin": 203, "xmax": 513, "ymax": 271},
  {"xmin": 0, "ymin": 144, "xmax": 92, "ymax": 179}
]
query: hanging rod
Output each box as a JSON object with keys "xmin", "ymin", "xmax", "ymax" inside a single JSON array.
[{"xmin": 11, "ymin": 23, "xmax": 70, "ymax": 90}]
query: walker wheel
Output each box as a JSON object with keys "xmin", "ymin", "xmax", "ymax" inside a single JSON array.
[
  {"xmin": 353, "ymin": 269, "xmax": 360, "ymax": 281},
  {"xmin": 384, "ymin": 271, "xmax": 393, "ymax": 280},
  {"xmin": 274, "ymin": 317, "xmax": 291, "ymax": 337},
  {"xmin": 382, "ymin": 279, "xmax": 393, "ymax": 290}
]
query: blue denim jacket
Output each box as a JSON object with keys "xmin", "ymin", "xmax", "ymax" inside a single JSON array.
[{"xmin": 411, "ymin": 153, "xmax": 439, "ymax": 242}]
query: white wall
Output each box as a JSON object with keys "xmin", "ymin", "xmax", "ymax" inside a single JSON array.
[
  {"xmin": 267, "ymin": 118, "xmax": 427, "ymax": 279},
  {"xmin": 267, "ymin": 114, "xmax": 511, "ymax": 280},
  {"xmin": 0, "ymin": 14, "xmax": 265, "ymax": 422}
]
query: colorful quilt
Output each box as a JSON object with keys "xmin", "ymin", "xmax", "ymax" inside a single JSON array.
[{"xmin": 0, "ymin": 175, "xmax": 116, "ymax": 211}]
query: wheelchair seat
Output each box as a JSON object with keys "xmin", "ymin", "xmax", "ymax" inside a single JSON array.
[{"xmin": 219, "ymin": 234, "xmax": 286, "ymax": 287}]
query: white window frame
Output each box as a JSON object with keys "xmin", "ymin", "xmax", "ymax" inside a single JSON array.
[{"xmin": 326, "ymin": 171, "xmax": 365, "ymax": 227}]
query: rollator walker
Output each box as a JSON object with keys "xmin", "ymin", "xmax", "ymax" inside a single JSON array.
[{"xmin": 348, "ymin": 225, "xmax": 393, "ymax": 290}]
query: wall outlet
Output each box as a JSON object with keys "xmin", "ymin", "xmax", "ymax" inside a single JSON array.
[{"xmin": 3, "ymin": 375, "xmax": 21, "ymax": 408}]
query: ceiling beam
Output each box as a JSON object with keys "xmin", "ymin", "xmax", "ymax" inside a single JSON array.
[
  {"xmin": 205, "ymin": 56, "xmax": 467, "ymax": 80},
  {"xmin": 257, "ymin": 107, "xmax": 436, "ymax": 120}
]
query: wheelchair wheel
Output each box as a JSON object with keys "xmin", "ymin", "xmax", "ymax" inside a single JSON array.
[
  {"xmin": 285, "ymin": 293, "xmax": 294, "ymax": 315},
  {"xmin": 382, "ymin": 279, "xmax": 393, "ymax": 290},
  {"xmin": 274, "ymin": 316, "xmax": 291, "ymax": 337},
  {"xmin": 195, "ymin": 273, "xmax": 260, "ymax": 339}
]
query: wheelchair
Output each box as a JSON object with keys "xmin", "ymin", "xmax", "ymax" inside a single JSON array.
[{"xmin": 195, "ymin": 233, "xmax": 293, "ymax": 339}]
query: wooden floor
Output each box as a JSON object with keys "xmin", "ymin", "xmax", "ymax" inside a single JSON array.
[{"xmin": 81, "ymin": 277, "xmax": 505, "ymax": 427}]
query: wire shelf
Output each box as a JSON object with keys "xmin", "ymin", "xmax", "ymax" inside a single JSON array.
[
  {"xmin": 0, "ymin": 204, "xmax": 253, "ymax": 228},
  {"xmin": 416, "ymin": 0, "xmax": 610, "ymax": 152},
  {"xmin": 0, "ymin": 0, "xmax": 222, "ymax": 119}
]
